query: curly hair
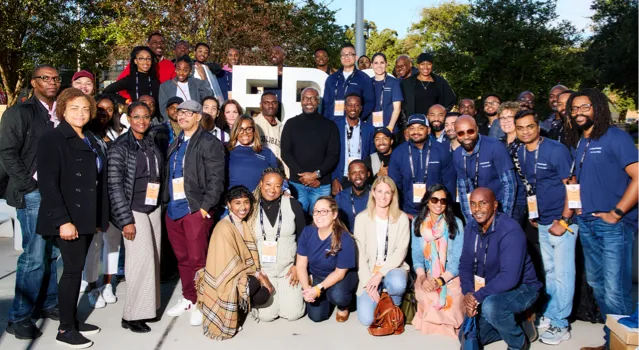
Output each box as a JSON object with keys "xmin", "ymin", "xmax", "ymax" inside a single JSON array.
[
  {"xmin": 55, "ymin": 88, "xmax": 97, "ymax": 122},
  {"xmin": 566, "ymin": 88, "xmax": 612, "ymax": 141}
]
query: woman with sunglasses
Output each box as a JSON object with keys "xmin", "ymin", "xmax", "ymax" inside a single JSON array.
[
  {"xmin": 296, "ymin": 197, "xmax": 357, "ymax": 322},
  {"xmin": 227, "ymin": 115, "xmax": 278, "ymax": 192},
  {"xmin": 103, "ymin": 46, "xmax": 160, "ymax": 102},
  {"xmin": 354, "ymin": 176, "xmax": 410, "ymax": 326},
  {"xmin": 411, "ymin": 184, "xmax": 464, "ymax": 338}
]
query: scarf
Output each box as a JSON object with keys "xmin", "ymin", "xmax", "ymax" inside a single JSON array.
[
  {"xmin": 195, "ymin": 218, "xmax": 261, "ymax": 340},
  {"xmin": 421, "ymin": 214, "xmax": 450, "ymax": 309},
  {"xmin": 169, "ymin": 120, "xmax": 182, "ymax": 141},
  {"xmin": 223, "ymin": 64, "xmax": 233, "ymax": 72}
]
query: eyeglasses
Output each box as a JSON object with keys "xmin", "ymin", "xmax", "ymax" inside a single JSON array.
[
  {"xmin": 34, "ymin": 76, "xmax": 61, "ymax": 83},
  {"xmin": 238, "ymin": 126, "xmax": 254, "ymax": 134},
  {"xmin": 302, "ymin": 96, "xmax": 319, "ymax": 102},
  {"xmin": 429, "ymin": 197, "xmax": 448, "ymax": 205},
  {"xmin": 518, "ymin": 97, "xmax": 533, "ymax": 103},
  {"xmin": 456, "ymin": 129, "xmax": 476, "ymax": 138},
  {"xmin": 177, "ymin": 110, "xmax": 195, "ymax": 117},
  {"xmin": 136, "ymin": 57, "xmax": 153, "ymax": 62},
  {"xmin": 570, "ymin": 104, "xmax": 592, "ymax": 114},
  {"xmin": 312, "ymin": 209, "xmax": 331, "ymax": 217},
  {"xmin": 499, "ymin": 116, "xmax": 514, "ymax": 122},
  {"xmin": 340, "ymin": 53, "xmax": 356, "ymax": 58},
  {"xmin": 131, "ymin": 115, "xmax": 152, "ymax": 121}
]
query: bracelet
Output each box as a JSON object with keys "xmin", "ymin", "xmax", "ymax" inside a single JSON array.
[
  {"xmin": 313, "ymin": 285, "xmax": 322, "ymax": 297},
  {"xmin": 436, "ymin": 277, "xmax": 445, "ymax": 287},
  {"xmin": 558, "ymin": 220, "xmax": 574, "ymax": 233}
]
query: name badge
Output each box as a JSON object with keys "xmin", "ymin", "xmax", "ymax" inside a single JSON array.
[
  {"xmin": 334, "ymin": 100, "xmax": 345, "ymax": 116},
  {"xmin": 474, "ymin": 275, "xmax": 486, "ymax": 292},
  {"xmin": 527, "ymin": 195, "xmax": 539, "ymax": 219},
  {"xmin": 566, "ymin": 184, "xmax": 582, "ymax": 209},
  {"xmin": 227, "ymin": 91, "xmax": 233, "ymax": 100},
  {"xmin": 145, "ymin": 183, "xmax": 160, "ymax": 206},
  {"xmin": 261, "ymin": 241, "xmax": 277, "ymax": 263},
  {"xmin": 413, "ymin": 183, "xmax": 426, "ymax": 203},
  {"xmin": 372, "ymin": 263, "xmax": 383, "ymax": 275},
  {"xmin": 372, "ymin": 111, "xmax": 384, "ymax": 127},
  {"xmin": 172, "ymin": 177, "xmax": 186, "ymax": 200}
]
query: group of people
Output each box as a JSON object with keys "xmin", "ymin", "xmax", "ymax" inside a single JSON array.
[{"xmin": 0, "ymin": 31, "xmax": 635, "ymax": 350}]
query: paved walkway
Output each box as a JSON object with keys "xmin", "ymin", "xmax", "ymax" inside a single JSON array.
[{"xmin": 0, "ymin": 237, "xmax": 608, "ymax": 350}]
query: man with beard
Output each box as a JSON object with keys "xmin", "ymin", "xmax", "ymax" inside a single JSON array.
[
  {"xmin": 454, "ymin": 116, "xmax": 516, "ymax": 223},
  {"xmin": 335, "ymin": 160, "xmax": 370, "ymax": 232},
  {"xmin": 171, "ymin": 40, "xmax": 189, "ymax": 64},
  {"xmin": 388, "ymin": 114, "xmax": 455, "ymax": 219},
  {"xmin": 331, "ymin": 93, "xmax": 374, "ymax": 195},
  {"xmin": 518, "ymin": 91, "xmax": 536, "ymax": 111},
  {"xmin": 444, "ymin": 112, "xmax": 461, "ymax": 151},
  {"xmin": 363, "ymin": 127, "xmax": 394, "ymax": 181},
  {"xmin": 546, "ymin": 88, "xmax": 575, "ymax": 145},
  {"xmin": 314, "ymin": 48, "xmax": 336, "ymax": 74},
  {"xmin": 459, "ymin": 98, "xmax": 488, "ymax": 136},
  {"xmin": 427, "ymin": 104, "xmax": 447, "ymax": 143},
  {"xmin": 568, "ymin": 88, "xmax": 638, "ymax": 350},
  {"xmin": 540, "ymin": 85, "xmax": 568, "ymax": 136},
  {"xmin": 192, "ymin": 43, "xmax": 224, "ymax": 103},
  {"xmin": 483, "ymin": 94, "xmax": 504, "ymax": 138},
  {"xmin": 263, "ymin": 46, "xmax": 286, "ymax": 104},
  {"xmin": 459, "ymin": 188, "xmax": 541, "ymax": 350}
]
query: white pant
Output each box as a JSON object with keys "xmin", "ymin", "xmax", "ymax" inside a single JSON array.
[{"xmin": 83, "ymin": 223, "xmax": 121, "ymax": 283}]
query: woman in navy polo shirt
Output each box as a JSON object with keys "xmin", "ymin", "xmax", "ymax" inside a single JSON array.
[
  {"xmin": 371, "ymin": 53, "xmax": 403, "ymax": 132},
  {"xmin": 227, "ymin": 115, "xmax": 278, "ymax": 191},
  {"xmin": 296, "ymin": 196, "xmax": 358, "ymax": 322}
]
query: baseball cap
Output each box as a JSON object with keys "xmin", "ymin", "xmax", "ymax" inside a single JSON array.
[
  {"xmin": 166, "ymin": 96, "xmax": 184, "ymax": 108},
  {"xmin": 72, "ymin": 70, "xmax": 94, "ymax": 82},
  {"xmin": 407, "ymin": 114, "xmax": 429, "ymax": 127},
  {"xmin": 177, "ymin": 100, "xmax": 202, "ymax": 114},
  {"xmin": 417, "ymin": 52, "xmax": 434, "ymax": 64},
  {"xmin": 374, "ymin": 127, "xmax": 393, "ymax": 138}
]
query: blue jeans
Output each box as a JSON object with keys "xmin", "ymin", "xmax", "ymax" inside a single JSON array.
[
  {"xmin": 578, "ymin": 218, "xmax": 635, "ymax": 345},
  {"xmin": 8, "ymin": 190, "xmax": 60, "ymax": 322},
  {"xmin": 307, "ymin": 270, "xmax": 358, "ymax": 322},
  {"xmin": 477, "ymin": 284, "xmax": 539, "ymax": 350},
  {"xmin": 356, "ymin": 268, "xmax": 407, "ymax": 326},
  {"xmin": 538, "ymin": 223, "xmax": 577, "ymax": 329},
  {"xmin": 290, "ymin": 182, "xmax": 331, "ymax": 214}
]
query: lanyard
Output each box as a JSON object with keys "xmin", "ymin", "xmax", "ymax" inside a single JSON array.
[
  {"xmin": 570, "ymin": 138, "xmax": 591, "ymax": 182},
  {"xmin": 334, "ymin": 71, "xmax": 356, "ymax": 100},
  {"xmin": 473, "ymin": 218, "xmax": 495, "ymax": 277},
  {"xmin": 408, "ymin": 141, "xmax": 432, "ymax": 184},
  {"xmin": 374, "ymin": 75, "xmax": 386, "ymax": 111},
  {"xmin": 522, "ymin": 138, "xmax": 542, "ymax": 194},
  {"xmin": 346, "ymin": 121, "xmax": 362, "ymax": 159},
  {"xmin": 82, "ymin": 137, "xmax": 102, "ymax": 173},
  {"xmin": 379, "ymin": 217, "xmax": 390, "ymax": 262},
  {"xmin": 171, "ymin": 137, "xmax": 189, "ymax": 179},
  {"xmin": 226, "ymin": 73, "xmax": 231, "ymax": 91},
  {"xmin": 173, "ymin": 79, "xmax": 189, "ymax": 99},
  {"xmin": 259, "ymin": 201, "xmax": 283, "ymax": 242},
  {"xmin": 350, "ymin": 187, "xmax": 368, "ymax": 217},
  {"xmin": 463, "ymin": 150, "xmax": 480, "ymax": 192},
  {"xmin": 135, "ymin": 72, "xmax": 153, "ymax": 100},
  {"xmin": 138, "ymin": 141, "xmax": 160, "ymax": 182}
]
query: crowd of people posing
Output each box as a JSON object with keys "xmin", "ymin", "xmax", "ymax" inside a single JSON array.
[{"xmin": 0, "ymin": 32, "xmax": 636, "ymax": 350}]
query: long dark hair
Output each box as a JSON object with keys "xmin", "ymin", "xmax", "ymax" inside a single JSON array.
[
  {"xmin": 314, "ymin": 196, "xmax": 351, "ymax": 257},
  {"xmin": 566, "ymin": 88, "xmax": 612, "ymax": 141},
  {"xmin": 88, "ymin": 94, "xmax": 125, "ymax": 137},
  {"xmin": 413, "ymin": 184, "xmax": 458, "ymax": 240},
  {"xmin": 129, "ymin": 46, "xmax": 157, "ymax": 77}
]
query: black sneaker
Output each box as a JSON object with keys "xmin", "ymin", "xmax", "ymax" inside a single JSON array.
[
  {"xmin": 42, "ymin": 306, "xmax": 60, "ymax": 321},
  {"xmin": 521, "ymin": 317, "xmax": 538, "ymax": 343},
  {"xmin": 56, "ymin": 329, "xmax": 93, "ymax": 349},
  {"xmin": 6, "ymin": 319, "xmax": 43, "ymax": 340},
  {"xmin": 77, "ymin": 322, "xmax": 100, "ymax": 336}
]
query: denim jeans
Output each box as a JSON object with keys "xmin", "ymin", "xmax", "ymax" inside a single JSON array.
[
  {"xmin": 356, "ymin": 268, "xmax": 407, "ymax": 326},
  {"xmin": 578, "ymin": 218, "xmax": 635, "ymax": 345},
  {"xmin": 538, "ymin": 223, "xmax": 577, "ymax": 329},
  {"xmin": 8, "ymin": 190, "xmax": 60, "ymax": 322},
  {"xmin": 477, "ymin": 284, "xmax": 539, "ymax": 350},
  {"xmin": 307, "ymin": 270, "xmax": 358, "ymax": 322},
  {"xmin": 290, "ymin": 181, "xmax": 331, "ymax": 214}
]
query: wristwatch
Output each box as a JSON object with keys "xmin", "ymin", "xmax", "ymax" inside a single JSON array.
[
  {"xmin": 560, "ymin": 216, "xmax": 573, "ymax": 226},
  {"xmin": 613, "ymin": 207, "xmax": 625, "ymax": 218},
  {"xmin": 315, "ymin": 169, "xmax": 321, "ymax": 179}
]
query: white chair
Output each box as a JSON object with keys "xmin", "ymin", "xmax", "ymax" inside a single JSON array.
[{"xmin": 0, "ymin": 199, "xmax": 23, "ymax": 251}]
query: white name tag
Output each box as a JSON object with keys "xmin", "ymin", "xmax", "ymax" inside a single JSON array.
[
  {"xmin": 261, "ymin": 241, "xmax": 277, "ymax": 263},
  {"xmin": 145, "ymin": 183, "xmax": 160, "ymax": 206},
  {"xmin": 527, "ymin": 195, "xmax": 539, "ymax": 219},
  {"xmin": 413, "ymin": 183, "xmax": 426, "ymax": 203},
  {"xmin": 372, "ymin": 111, "xmax": 384, "ymax": 127},
  {"xmin": 334, "ymin": 100, "xmax": 345, "ymax": 116},
  {"xmin": 566, "ymin": 184, "xmax": 582, "ymax": 209},
  {"xmin": 172, "ymin": 177, "xmax": 186, "ymax": 200}
]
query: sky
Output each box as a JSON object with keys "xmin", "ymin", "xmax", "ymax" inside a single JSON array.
[{"xmin": 326, "ymin": 0, "xmax": 595, "ymax": 38}]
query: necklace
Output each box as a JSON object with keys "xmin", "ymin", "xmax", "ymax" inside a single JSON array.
[{"xmin": 419, "ymin": 80, "xmax": 431, "ymax": 90}]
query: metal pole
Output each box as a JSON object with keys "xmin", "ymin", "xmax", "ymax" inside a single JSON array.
[{"xmin": 355, "ymin": 0, "xmax": 365, "ymax": 58}]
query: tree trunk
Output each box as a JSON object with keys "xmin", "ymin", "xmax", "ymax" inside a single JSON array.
[{"xmin": 0, "ymin": 63, "xmax": 24, "ymax": 107}]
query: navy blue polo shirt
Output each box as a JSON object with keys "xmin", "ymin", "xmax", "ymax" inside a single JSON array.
[
  {"xmin": 167, "ymin": 136, "xmax": 191, "ymax": 220},
  {"xmin": 322, "ymin": 68, "xmax": 375, "ymax": 121},
  {"xmin": 573, "ymin": 127, "xmax": 638, "ymax": 227},
  {"xmin": 388, "ymin": 139, "xmax": 456, "ymax": 216},
  {"xmin": 335, "ymin": 187, "xmax": 370, "ymax": 232},
  {"xmin": 518, "ymin": 138, "xmax": 572, "ymax": 225},
  {"xmin": 297, "ymin": 225, "xmax": 357, "ymax": 279},
  {"xmin": 372, "ymin": 75, "xmax": 404, "ymax": 130},
  {"xmin": 228, "ymin": 146, "xmax": 278, "ymax": 191}
]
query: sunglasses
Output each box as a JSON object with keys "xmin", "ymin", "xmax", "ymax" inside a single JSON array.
[
  {"xmin": 429, "ymin": 197, "xmax": 448, "ymax": 205},
  {"xmin": 456, "ymin": 129, "xmax": 476, "ymax": 138}
]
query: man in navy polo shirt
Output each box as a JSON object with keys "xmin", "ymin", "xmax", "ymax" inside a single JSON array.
[
  {"xmin": 322, "ymin": 43, "xmax": 374, "ymax": 122},
  {"xmin": 569, "ymin": 88, "xmax": 638, "ymax": 350},
  {"xmin": 459, "ymin": 188, "xmax": 541, "ymax": 350},
  {"xmin": 454, "ymin": 115, "xmax": 516, "ymax": 223},
  {"xmin": 335, "ymin": 160, "xmax": 370, "ymax": 232},
  {"xmin": 515, "ymin": 110, "xmax": 577, "ymax": 345},
  {"xmin": 427, "ymin": 104, "xmax": 448, "ymax": 144},
  {"xmin": 331, "ymin": 93, "xmax": 374, "ymax": 196},
  {"xmin": 388, "ymin": 114, "xmax": 455, "ymax": 219}
]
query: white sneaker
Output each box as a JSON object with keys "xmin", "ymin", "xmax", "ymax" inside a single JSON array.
[
  {"xmin": 88, "ymin": 289, "xmax": 106, "ymax": 309},
  {"xmin": 166, "ymin": 298, "xmax": 193, "ymax": 317},
  {"xmin": 539, "ymin": 326, "xmax": 571, "ymax": 345},
  {"xmin": 79, "ymin": 280, "xmax": 89, "ymax": 294},
  {"xmin": 537, "ymin": 316, "xmax": 551, "ymax": 329},
  {"xmin": 101, "ymin": 284, "xmax": 117, "ymax": 304},
  {"xmin": 190, "ymin": 308, "xmax": 203, "ymax": 326}
]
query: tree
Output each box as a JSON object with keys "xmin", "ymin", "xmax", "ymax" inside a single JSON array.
[{"xmin": 584, "ymin": 0, "xmax": 638, "ymax": 106}]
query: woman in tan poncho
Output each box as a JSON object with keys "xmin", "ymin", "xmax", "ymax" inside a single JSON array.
[{"xmin": 195, "ymin": 185, "xmax": 274, "ymax": 340}]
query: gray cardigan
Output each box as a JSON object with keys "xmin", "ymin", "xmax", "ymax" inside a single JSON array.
[{"xmin": 158, "ymin": 78, "xmax": 213, "ymax": 121}]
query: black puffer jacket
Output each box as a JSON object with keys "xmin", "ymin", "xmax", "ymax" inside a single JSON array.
[{"xmin": 107, "ymin": 129, "xmax": 164, "ymax": 230}]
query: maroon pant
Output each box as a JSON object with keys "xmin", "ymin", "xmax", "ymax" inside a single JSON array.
[{"xmin": 166, "ymin": 212, "xmax": 214, "ymax": 303}]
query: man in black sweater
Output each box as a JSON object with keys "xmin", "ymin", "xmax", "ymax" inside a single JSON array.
[{"xmin": 281, "ymin": 87, "xmax": 340, "ymax": 214}]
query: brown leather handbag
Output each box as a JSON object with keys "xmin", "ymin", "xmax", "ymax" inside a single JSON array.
[{"xmin": 368, "ymin": 292, "xmax": 405, "ymax": 336}]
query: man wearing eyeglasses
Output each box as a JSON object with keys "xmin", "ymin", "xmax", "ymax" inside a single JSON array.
[
  {"xmin": 483, "ymin": 94, "xmax": 504, "ymax": 139},
  {"xmin": 331, "ymin": 93, "xmax": 374, "ymax": 196},
  {"xmin": 388, "ymin": 114, "xmax": 455, "ymax": 219},
  {"xmin": 0, "ymin": 65, "xmax": 62, "ymax": 339},
  {"xmin": 162, "ymin": 100, "xmax": 225, "ymax": 325},
  {"xmin": 518, "ymin": 91, "xmax": 536, "ymax": 111},
  {"xmin": 568, "ymin": 88, "xmax": 638, "ymax": 350},
  {"xmin": 321, "ymin": 43, "xmax": 374, "ymax": 122},
  {"xmin": 453, "ymin": 115, "xmax": 516, "ymax": 223}
]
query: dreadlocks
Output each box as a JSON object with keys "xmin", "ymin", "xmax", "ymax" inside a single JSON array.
[{"xmin": 566, "ymin": 88, "xmax": 613, "ymax": 141}]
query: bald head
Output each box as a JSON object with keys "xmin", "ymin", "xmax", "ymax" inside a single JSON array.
[
  {"xmin": 470, "ymin": 187, "xmax": 498, "ymax": 227},
  {"xmin": 455, "ymin": 115, "xmax": 479, "ymax": 152},
  {"xmin": 427, "ymin": 104, "xmax": 447, "ymax": 133},
  {"xmin": 271, "ymin": 46, "xmax": 285, "ymax": 66},
  {"xmin": 455, "ymin": 115, "xmax": 477, "ymax": 130},
  {"xmin": 458, "ymin": 99, "xmax": 477, "ymax": 116}
]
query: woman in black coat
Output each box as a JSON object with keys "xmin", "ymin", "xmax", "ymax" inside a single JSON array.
[{"xmin": 36, "ymin": 88, "xmax": 108, "ymax": 349}]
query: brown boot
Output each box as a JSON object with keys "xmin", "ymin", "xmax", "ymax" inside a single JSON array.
[
  {"xmin": 336, "ymin": 309, "xmax": 350, "ymax": 323},
  {"xmin": 580, "ymin": 346, "xmax": 605, "ymax": 350}
]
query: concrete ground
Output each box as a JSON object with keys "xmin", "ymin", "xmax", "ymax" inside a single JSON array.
[{"xmin": 0, "ymin": 237, "xmax": 610, "ymax": 350}]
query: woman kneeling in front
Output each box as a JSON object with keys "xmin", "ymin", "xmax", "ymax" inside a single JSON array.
[
  {"xmin": 296, "ymin": 196, "xmax": 358, "ymax": 322},
  {"xmin": 411, "ymin": 184, "xmax": 464, "ymax": 338},
  {"xmin": 354, "ymin": 176, "xmax": 410, "ymax": 326},
  {"xmin": 196, "ymin": 186, "xmax": 273, "ymax": 340}
]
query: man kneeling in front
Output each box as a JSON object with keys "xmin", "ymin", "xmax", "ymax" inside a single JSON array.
[{"xmin": 459, "ymin": 188, "xmax": 542, "ymax": 350}]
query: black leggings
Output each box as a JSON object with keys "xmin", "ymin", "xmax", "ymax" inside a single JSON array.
[
  {"xmin": 247, "ymin": 275, "xmax": 270, "ymax": 306},
  {"xmin": 55, "ymin": 235, "xmax": 92, "ymax": 331}
]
